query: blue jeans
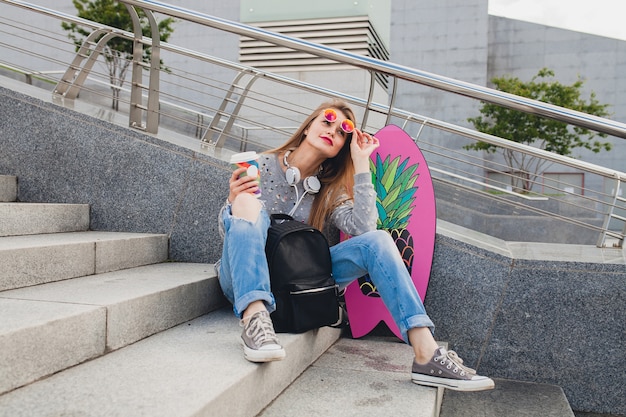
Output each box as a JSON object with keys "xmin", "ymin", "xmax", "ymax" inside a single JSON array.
[{"xmin": 218, "ymin": 206, "xmax": 434, "ymax": 343}]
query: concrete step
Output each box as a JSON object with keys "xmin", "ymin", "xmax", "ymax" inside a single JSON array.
[
  {"xmin": 0, "ymin": 231, "xmax": 169, "ymax": 291},
  {"xmin": 260, "ymin": 337, "xmax": 578, "ymax": 417},
  {"xmin": 259, "ymin": 336, "xmax": 443, "ymax": 417},
  {"xmin": 439, "ymin": 378, "xmax": 575, "ymax": 417},
  {"xmin": 0, "ymin": 307, "xmax": 342, "ymax": 417},
  {"xmin": 0, "ymin": 175, "xmax": 17, "ymax": 202},
  {"xmin": 0, "ymin": 202, "xmax": 90, "ymax": 237},
  {"xmin": 0, "ymin": 262, "xmax": 224, "ymax": 395}
]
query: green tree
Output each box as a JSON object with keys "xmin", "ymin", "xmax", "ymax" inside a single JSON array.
[
  {"xmin": 62, "ymin": 0, "xmax": 174, "ymax": 110},
  {"xmin": 466, "ymin": 68, "xmax": 612, "ymax": 193}
]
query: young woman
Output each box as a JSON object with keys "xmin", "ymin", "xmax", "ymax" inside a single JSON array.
[{"xmin": 217, "ymin": 99, "xmax": 494, "ymax": 391}]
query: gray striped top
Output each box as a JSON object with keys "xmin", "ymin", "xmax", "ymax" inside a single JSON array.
[{"xmin": 219, "ymin": 153, "xmax": 377, "ymax": 246}]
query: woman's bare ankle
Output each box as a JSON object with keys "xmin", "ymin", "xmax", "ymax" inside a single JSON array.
[
  {"xmin": 408, "ymin": 327, "xmax": 439, "ymax": 364},
  {"xmin": 242, "ymin": 300, "xmax": 267, "ymax": 323}
]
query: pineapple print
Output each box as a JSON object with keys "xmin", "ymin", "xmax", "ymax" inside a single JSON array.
[{"xmin": 358, "ymin": 154, "xmax": 419, "ymax": 297}]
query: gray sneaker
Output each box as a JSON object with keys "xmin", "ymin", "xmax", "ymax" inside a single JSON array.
[
  {"xmin": 411, "ymin": 347, "xmax": 494, "ymax": 391},
  {"xmin": 240, "ymin": 311, "xmax": 286, "ymax": 363}
]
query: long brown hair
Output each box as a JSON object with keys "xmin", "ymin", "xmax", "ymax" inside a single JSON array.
[{"xmin": 269, "ymin": 99, "xmax": 357, "ymax": 231}]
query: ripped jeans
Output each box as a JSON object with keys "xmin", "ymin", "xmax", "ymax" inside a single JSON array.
[{"xmin": 218, "ymin": 205, "xmax": 434, "ymax": 343}]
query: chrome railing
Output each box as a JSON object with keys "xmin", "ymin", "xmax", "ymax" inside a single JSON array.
[{"xmin": 0, "ymin": 0, "xmax": 624, "ymax": 248}]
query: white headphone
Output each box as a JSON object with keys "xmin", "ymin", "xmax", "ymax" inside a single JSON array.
[{"xmin": 283, "ymin": 150, "xmax": 321, "ymax": 216}]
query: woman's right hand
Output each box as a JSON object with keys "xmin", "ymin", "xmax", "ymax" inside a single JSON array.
[{"xmin": 227, "ymin": 167, "xmax": 259, "ymax": 203}]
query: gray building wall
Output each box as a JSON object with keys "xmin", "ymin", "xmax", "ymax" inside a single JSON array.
[
  {"xmin": 390, "ymin": 0, "xmax": 489, "ymax": 125},
  {"xmin": 155, "ymin": 0, "xmax": 241, "ymax": 113},
  {"xmin": 488, "ymin": 16, "xmax": 626, "ymax": 190},
  {"xmin": 388, "ymin": 1, "xmax": 625, "ymax": 191},
  {"xmin": 388, "ymin": 0, "xmax": 490, "ymax": 180}
]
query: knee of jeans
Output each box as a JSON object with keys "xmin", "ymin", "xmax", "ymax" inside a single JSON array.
[
  {"xmin": 229, "ymin": 216, "xmax": 257, "ymax": 228},
  {"xmin": 232, "ymin": 193, "xmax": 262, "ymax": 217},
  {"xmin": 361, "ymin": 230, "xmax": 401, "ymax": 261},
  {"xmin": 224, "ymin": 206, "xmax": 269, "ymax": 232},
  {"xmin": 367, "ymin": 229, "xmax": 396, "ymax": 251}
]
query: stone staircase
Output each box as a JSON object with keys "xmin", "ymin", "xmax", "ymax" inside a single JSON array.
[
  {"xmin": 0, "ymin": 174, "xmax": 581, "ymax": 417},
  {"xmin": 0, "ymin": 174, "xmax": 340, "ymax": 416}
]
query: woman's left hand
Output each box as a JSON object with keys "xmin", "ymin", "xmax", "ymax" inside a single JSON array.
[{"xmin": 350, "ymin": 129, "xmax": 379, "ymax": 173}]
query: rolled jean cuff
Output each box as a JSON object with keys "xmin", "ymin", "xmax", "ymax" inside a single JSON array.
[
  {"xmin": 233, "ymin": 290, "xmax": 276, "ymax": 318},
  {"xmin": 401, "ymin": 314, "xmax": 436, "ymax": 344}
]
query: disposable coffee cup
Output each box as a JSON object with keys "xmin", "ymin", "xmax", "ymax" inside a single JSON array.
[{"xmin": 230, "ymin": 151, "xmax": 261, "ymax": 198}]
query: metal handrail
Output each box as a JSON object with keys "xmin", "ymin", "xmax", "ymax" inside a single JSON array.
[
  {"xmin": 116, "ymin": 0, "xmax": 626, "ymax": 140},
  {"xmin": 7, "ymin": 0, "xmax": 625, "ymax": 139},
  {"xmin": 70, "ymin": 0, "xmax": 626, "ymax": 182},
  {"xmin": 3, "ymin": 0, "xmax": 626, "ymax": 151}
]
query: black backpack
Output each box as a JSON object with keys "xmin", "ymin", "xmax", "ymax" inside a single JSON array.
[{"xmin": 265, "ymin": 214, "xmax": 340, "ymax": 333}]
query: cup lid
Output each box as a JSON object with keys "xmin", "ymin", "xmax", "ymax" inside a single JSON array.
[{"xmin": 229, "ymin": 151, "xmax": 258, "ymax": 164}]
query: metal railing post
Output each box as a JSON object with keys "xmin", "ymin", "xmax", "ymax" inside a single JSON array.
[
  {"xmin": 202, "ymin": 69, "xmax": 260, "ymax": 148},
  {"xmin": 126, "ymin": 4, "xmax": 144, "ymax": 131},
  {"xmin": 142, "ymin": 7, "xmax": 161, "ymax": 134},
  {"xmin": 54, "ymin": 30, "xmax": 117, "ymax": 100},
  {"xmin": 597, "ymin": 178, "xmax": 625, "ymax": 247},
  {"xmin": 125, "ymin": 4, "xmax": 160, "ymax": 133}
]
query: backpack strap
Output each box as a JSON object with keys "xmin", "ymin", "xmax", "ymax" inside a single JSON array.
[{"xmin": 270, "ymin": 213, "xmax": 294, "ymax": 225}]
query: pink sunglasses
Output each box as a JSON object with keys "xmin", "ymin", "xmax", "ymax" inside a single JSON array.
[{"xmin": 323, "ymin": 108, "xmax": 355, "ymax": 134}]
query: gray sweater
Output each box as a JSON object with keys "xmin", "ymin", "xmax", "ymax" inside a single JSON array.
[{"xmin": 220, "ymin": 153, "xmax": 378, "ymax": 246}]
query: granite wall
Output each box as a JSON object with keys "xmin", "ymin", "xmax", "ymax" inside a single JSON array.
[
  {"xmin": 425, "ymin": 233, "xmax": 625, "ymax": 415},
  {"xmin": 0, "ymin": 84, "xmax": 230, "ymax": 264},
  {"xmin": 1, "ymin": 84, "xmax": 624, "ymax": 415}
]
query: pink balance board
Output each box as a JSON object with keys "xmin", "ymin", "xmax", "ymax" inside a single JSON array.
[{"xmin": 344, "ymin": 124, "xmax": 436, "ymax": 340}]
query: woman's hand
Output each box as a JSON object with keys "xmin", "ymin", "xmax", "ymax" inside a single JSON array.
[
  {"xmin": 350, "ymin": 129, "xmax": 380, "ymax": 174},
  {"xmin": 227, "ymin": 167, "xmax": 259, "ymax": 203}
]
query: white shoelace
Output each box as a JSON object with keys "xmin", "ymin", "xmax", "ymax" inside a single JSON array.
[
  {"xmin": 241, "ymin": 312, "xmax": 279, "ymax": 347},
  {"xmin": 435, "ymin": 349, "xmax": 477, "ymax": 376}
]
